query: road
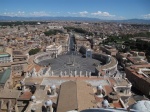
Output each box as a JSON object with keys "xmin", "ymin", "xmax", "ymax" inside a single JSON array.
[{"xmin": 68, "ymin": 33, "xmax": 76, "ymax": 54}]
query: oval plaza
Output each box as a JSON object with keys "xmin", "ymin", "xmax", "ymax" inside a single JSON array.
[{"xmin": 33, "ymin": 35, "xmax": 118, "ymax": 77}]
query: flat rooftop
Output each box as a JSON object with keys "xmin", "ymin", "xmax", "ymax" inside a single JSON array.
[
  {"xmin": 0, "ymin": 89, "xmax": 20, "ymax": 99},
  {"xmin": 126, "ymin": 64, "xmax": 150, "ymax": 83},
  {"xmin": 41, "ymin": 78, "xmax": 109, "ymax": 86},
  {"xmin": 24, "ymin": 76, "xmax": 129, "ymax": 87}
]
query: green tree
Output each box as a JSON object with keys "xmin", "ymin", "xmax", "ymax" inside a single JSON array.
[{"xmin": 29, "ymin": 48, "xmax": 40, "ymax": 55}]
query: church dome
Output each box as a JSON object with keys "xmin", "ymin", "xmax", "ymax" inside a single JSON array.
[
  {"xmin": 50, "ymin": 85, "xmax": 56, "ymax": 90},
  {"xmin": 131, "ymin": 100, "xmax": 150, "ymax": 112},
  {"xmin": 97, "ymin": 85, "xmax": 103, "ymax": 90},
  {"xmin": 102, "ymin": 99, "xmax": 109, "ymax": 107},
  {"xmin": 31, "ymin": 95, "xmax": 36, "ymax": 100},
  {"xmin": 45, "ymin": 100, "xmax": 52, "ymax": 106}
]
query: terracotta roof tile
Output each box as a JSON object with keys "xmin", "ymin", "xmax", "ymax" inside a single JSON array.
[
  {"xmin": 19, "ymin": 91, "xmax": 32, "ymax": 100},
  {"xmin": 104, "ymin": 85, "xmax": 113, "ymax": 95},
  {"xmin": 113, "ymin": 101, "xmax": 123, "ymax": 108}
]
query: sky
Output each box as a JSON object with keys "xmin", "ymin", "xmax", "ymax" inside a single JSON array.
[{"xmin": 0, "ymin": 0, "xmax": 150, "ymax": 20}]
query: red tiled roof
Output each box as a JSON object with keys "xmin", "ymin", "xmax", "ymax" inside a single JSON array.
[
  {"xmin": 34, "ymin": 65, "xmax": 41, "ymax": 72},
  {"xmin": 18, "ymin": 91, "xmax": 32, "ymax": 100},
  {"xmin": 104, "ymin": 85, "xmax": 113, "ymax": 95},
  {"xmin": 113, "ymin": 101, "xmax": 123, "ymax": 108}
]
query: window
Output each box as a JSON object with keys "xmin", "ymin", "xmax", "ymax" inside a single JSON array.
[{"xmin": 120, "ymin": 89, "xmax": 124, "ymax": 93}]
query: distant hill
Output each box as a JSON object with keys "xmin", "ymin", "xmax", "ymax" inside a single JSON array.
[
  {"xmin": 0, "ymin": 16, "xmax": 100, "ymax": 21},
  {"xmin": 0, "ymin": 16, "xmax": 150, "ymax": 24},
  {"xmin": 109, "ymin": 19, "xmax": 150, "ymax": 24}
]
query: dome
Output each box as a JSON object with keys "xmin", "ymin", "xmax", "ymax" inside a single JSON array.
[
  {"xmin": 131, "ymin": 100, "xmax": 150, "ymax": 112},
  {"xmin": 45, "ymin": 100, "xmax": 52, "ymax": 106},
  {"xmin": 97, "ymin": 85, "xmax": 103, "ymax": 90},
  {"xmin": 50, "ymin": 85, "xmax": 56, "ymax": 90},
  {"xmin": 31, "ymin": 95, "xmax": 36, "ymax": 100},
  {"xmin": 102, "ymin": 99, "xmax": 109, "ymax": 107}
]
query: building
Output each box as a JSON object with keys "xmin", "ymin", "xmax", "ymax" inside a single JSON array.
[
  {"xmin": 76, "ymin": 39, "xmax": 91, "ymax": 51},
  {"xmin": 128, "ymin": 100, "xmax": 150, "ymax": 112},
  {"xmin": 55, "ymin": 78, "xmax": 132, "ymax": 111},
  {"xmin": 86, "ymin": 49, "xmax": 92, "ymax": 58},
  {"xmin": 116, "ymin": 51, "xmax": 148, "ymax": 68},
  {"xmin": 12, "ymin": 50, "xmax": 28, "ymax": 62},
  {"xmin": 0, "ymin": 53, "xmax": 12, "ymax": 63},
  {"xmin": 55, "ymin": 34, "xmax": 69, "ymax": 52},
  {"xmin": 24, "ymin": 84, "xmax": 57, "ymax": 112},
  {"xmin": 77, "ymin": 100, "xmax": 150, "ymax": 112},
  {"xmin": 57, "ymin": 80, "xmax": 96, "ymax": 112},
  {"xmin": 0, "ymin": 68, "xmax": 12, "ymax": 89},
  {"xmin": 0, "ymin": 89, "xmax": 21, "ymax": 112},
  {"xmin": 46, "ymin": 44, "xmax": 62, "ymax": 56},
  {"xmin": 125, "ymin": 64, "xmax": 150, "ymax": 97},
  {"xmin": 23, "ymin": 75, "xmax": 132, "ymax": 112},
  {"xmin": 94, "ymin": 54, "xmax": 118, "ymax": 77},
  {"xmin": 0, "ymin": 47, "xmax": 12, "ymax": 64},
  {"xmin": 101, "ymin": 45, "xmax": 118, "ymax": 56},
  {"xmin": 48, "ymin": 26, "xmax": 63, "ymax": 30}
]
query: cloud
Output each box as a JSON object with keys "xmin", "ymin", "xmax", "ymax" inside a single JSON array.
[
  {"xmin": 68, "ymin": 11, "xmax": 88, "ymax": 16},
  {"xmin": 79, "ymin": 11, "xmax": 88, "ymax": 16},
  {"xmin": 0, "ymin": 10, "xmax": 123, "ymax": 19},
  {"xmin": 29, "ymin": 11, "xmax": 50, "ymax": 17},
  {"xmin": 2, "ymin": 11, "xmax": 25, "ymax": 17},
  {"xmin": 91, "ymin": 11, "xmax": 115, "ymax": 17},
  {"xmin": 3, "ymin": 12, "xmax": 16, "ymax": 16},
  {"xmin": 17, "ymin": 11, "xmax": 25, "ymax": 16},
  {"xmin": 67, "ymin": 12, "xmax": 77, "ymax": 15},
  {"xmin": 67, "ymin": 11, "xmax": 119, "ymax": 19},
  {"xmin": 18, "ymin": 11, "xmax": 24, "ymax": 14},
  {"xmin": 1, "ymin": 11, "xmax": 50, "ymax": 17},
  {"xmin": 143, "ymin": 14, "xmax": 150, "ymax": 19}
]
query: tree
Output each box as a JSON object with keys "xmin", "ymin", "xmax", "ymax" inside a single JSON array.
[
  {"xmin": 44, "ymin": 30, "xmax": 63, "ymax": 36},
  {"xmin": 29, "ymin": 48, "xmax": 40, "ymax": 55}
]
